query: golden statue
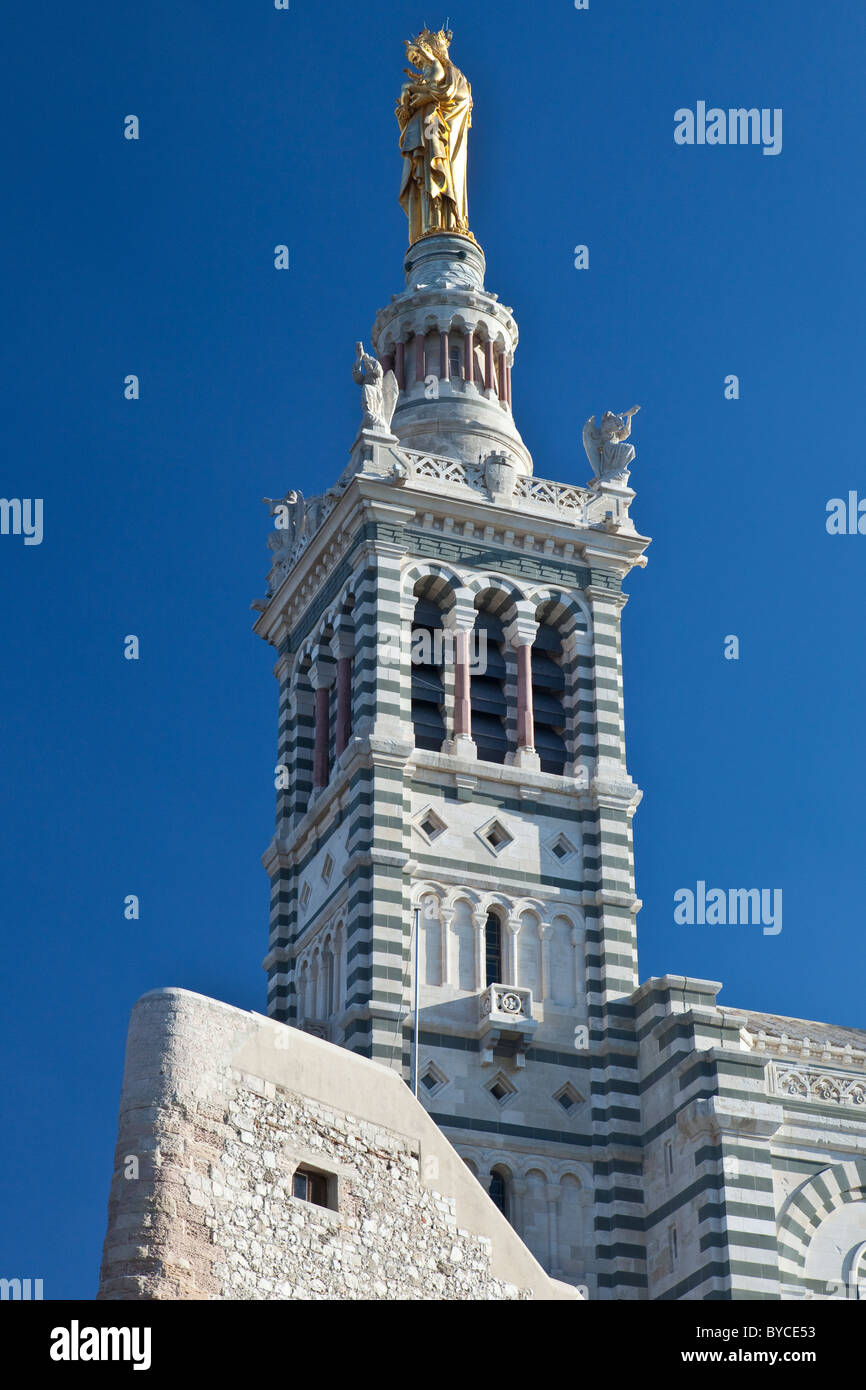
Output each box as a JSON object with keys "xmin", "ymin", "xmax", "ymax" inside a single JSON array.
[{"xmin": 396, "ymin": 28, "xmax": 473, "ymax": 246}]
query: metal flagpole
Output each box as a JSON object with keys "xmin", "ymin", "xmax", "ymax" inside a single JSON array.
[{"xmin": 412, "ymin": 906, "xmax": 420, "ymax": 1097}]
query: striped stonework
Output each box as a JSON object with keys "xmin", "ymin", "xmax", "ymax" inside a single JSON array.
[{"xmin": 250, "ymin": 232, "xmax": 866, "ymax": 1300}]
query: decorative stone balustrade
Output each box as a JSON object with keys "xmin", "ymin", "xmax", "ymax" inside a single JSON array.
[
  {"xmin": 398, "ymin": 449, "xmax": 597, "ymax": 523},
  {"xmin": 263, "ymin": 446, "xmax": 631, "ymax": 599},
  {"xmin": 744, "ymin": 1026, "xmax": 866, "ymax": 1070}
]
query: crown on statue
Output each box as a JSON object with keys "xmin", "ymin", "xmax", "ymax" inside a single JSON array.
[{"xmin": 406, "ymin": 26, "xmax": 453, "ymax": 61}]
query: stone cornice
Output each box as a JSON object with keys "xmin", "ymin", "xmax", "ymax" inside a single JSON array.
[
  {"xmin": 677, "ymin": 1095, "xmax": 784, "ymax": 1142},
  {"xmin": 254, "ymin": 464, "xmax": 651, "ymax": 647}
]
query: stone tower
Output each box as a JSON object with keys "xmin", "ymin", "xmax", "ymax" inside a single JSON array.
[
  {"xmin": 253, "ymin": 201, "xmax": 650, "ymax": 1289},
  {"xmin": 98, "ymin": 37, "xmax": 866, "ymax": 1307}
]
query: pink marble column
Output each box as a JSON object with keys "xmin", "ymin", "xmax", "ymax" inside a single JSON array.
[
  {"xmin": 464, "ymin": 329, "xmax": 474, "ymax": 384},
  {"xmin": 415, "ymin": 332, "xmax": 426, "ymax": 383},
  {"xmin": 505, "ymin": 361, "xmax": 512, "ymax": 408},
  {"xmin": 485, "ymin": 339, "xmax": 495, "ymax": 395},
  {"xmin": 440, "ymin": 331, "xmax": 450, "ymax": 381},
  {"xmin": 516, "ymin": 642, "xmax": 534, "ymax": 749},
  {"xmin": 497, "ymin": 350, "xmax": 507, "ymax": 402},
  {"xmin": 395, "ymin": 341, "xmax": 405, "ymax": 391},
  {"xmin": 334, "ymin": 656, "xmax": 353, "ymax": 757},
  {"xmin": 453, "ymin": 628, "xmax": 472, "ymax": 737},
  {"xmin": 313, "ymin": 685, "xmax": 330, "ymax": 788}
]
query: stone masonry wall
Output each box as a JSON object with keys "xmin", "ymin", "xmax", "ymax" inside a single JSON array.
[{"xmin": 98, "ymin": 988, "xmax": 579, "ymax": 1301}]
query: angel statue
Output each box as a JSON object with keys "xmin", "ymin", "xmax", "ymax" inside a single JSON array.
[
  {"xmin": 582, "ymin": 406, "xmax": 641, "ymax": 481},
  {"xmin": 262, "ymin": 489, "xmax": 305, "ymax": 554},
  {"xmin": 396, "ymin": 27, "xmax": 472, "ymax": 245},
  {"xmin": 353, "ymin": 342, "xmax": 399, "ymax": 433}
]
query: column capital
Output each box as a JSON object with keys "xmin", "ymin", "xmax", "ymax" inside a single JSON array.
[
  {"xmin": 309, "ymin": 657, "xmax": 336, "ymax": 691},
  {"xmin": 441, "ymin": 588, "xmax": 477, "ymax": 632},
  {"xmin": 503, "ymin": 602, "xmax": 539, "ymax": 648},
  {"xmin": 332, "ymin": 625, "xmax": 355, "ymax": 661}
]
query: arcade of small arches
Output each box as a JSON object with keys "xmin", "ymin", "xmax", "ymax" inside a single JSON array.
[
  {"xmin": 414, "ymin": 888, "xmax": 584, "ymax": 1009},
  {"xmin": 408, "ymin": 568, "xmax": 590, "ymax": 774},
  {"xmin": 288, "ymin": 569, "xmax": 592, "ymax": 804},
  {"xmin": 377, "ymin": 318, "xmax": 514, "ymax": 409},
  {"xmin": 293, "ymin": 919, "xmax": 345, "ymax": 1036},
  {"xmin": 288, "ymin": 591, "xmax": 359, "ymax": 801},
  {"xmin": 455, "ymin": 1148, "xmax": 591, "ymax": 1280}
]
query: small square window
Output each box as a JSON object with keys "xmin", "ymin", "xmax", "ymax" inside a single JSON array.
[
  {"xmin": 418, "ymin": 1061, "xmax": 448, "ymax": 1097},
  {"xmin": 321, "ymin": 854, "xmax": 334, "ymax": 884},
  {"xmin": 478, "ymin": 819, "xmax": 513, "ymax": 855},
  {"xmin": 553, "ymin": 1082, "xmax": 584, "ymax": 1113},
  {"xmin": 293, "ymin": 1167, "xmax": 330, "ymax": 1208},
  {"xmin": 486, "ymin": 1072, "xmax": 516, "ymax": 1106},
  {"xmin": 550, "ymin": 834, "xmax": 576, "ymax": 862},
  {"xmin": 415, "ymin": 807, "xmax": 447, "ymax": 842}
]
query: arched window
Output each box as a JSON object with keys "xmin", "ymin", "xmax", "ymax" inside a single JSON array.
[
  {"xmin": 517, "ymin": 911, "xmax": 541, "ymax": 998},
  {"xmin": 453, "ymin": 899, "xmax": 476, "ymax": 991},
  {"xmin": 532, "ymin": 623, "xmax": 567, "ymax": 775},
  {"xmin": 485, "ymin": 910, "xmax": 503, "ymax": 986},
  {"xmin": 297, "ymin": 959, "xmax": 309, "ymax": 1025},
  {"xmin": 849, "ymin": 1242, "xmax": 866, "ymax": 1300},
  {"xmin": 471, "ymin": 609, "xmax": 508, "ymax": 764},
  {"xmin": 421, "ymin": 894, "xmax": 442, "ymax": 986},
  {"xmin": 411, "ymin": 598, "xmax": 446, "ymax": 750},
  {"xmin": 322, "ymin": 942, "xmax": 335, "ymax": 1015},
  {"xmin": 489, "ymin": 1167, "xmax": 509, "ymax": 1219},
  {"xmin": 550, "ymin": 916, "xmax": 576, "ymax": 1007}
]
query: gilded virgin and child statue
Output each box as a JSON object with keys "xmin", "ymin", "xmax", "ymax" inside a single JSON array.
[{"xmin": 396, "ymin": 28, "xmax": 473, "ymax": 245}]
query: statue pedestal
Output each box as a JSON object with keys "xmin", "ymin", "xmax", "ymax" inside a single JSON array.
[
  {"xmin": 342, "ymin": 428, "xmax": 403, "ymax": 486},
  {"xmin": 402, "ymin": 232, "xmax": 485, "ymax": 292}
]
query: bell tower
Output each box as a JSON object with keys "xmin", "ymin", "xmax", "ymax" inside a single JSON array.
[{"xmin": 252, "ymin": 32, "xmax": 650, "ymax": 1292}]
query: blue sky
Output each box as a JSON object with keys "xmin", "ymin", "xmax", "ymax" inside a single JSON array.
[{"xmin": 2, "ymin": 0, "xmax": 864, "ymax": 1297}]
